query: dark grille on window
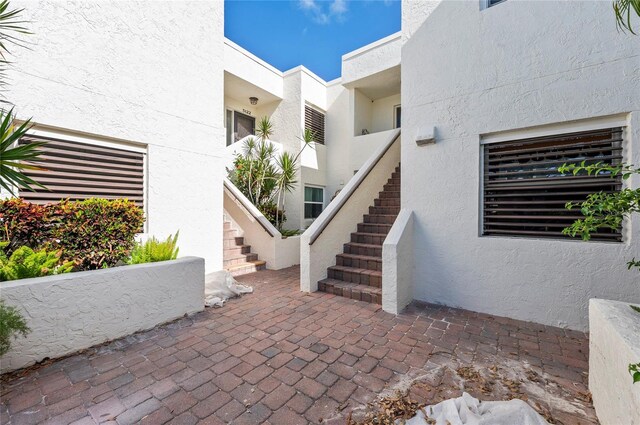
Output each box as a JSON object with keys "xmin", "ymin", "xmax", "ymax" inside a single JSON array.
[
  {"xmin": 483, "ymin": 127, "xmax": 623, "ymax": 241},
  {"xmin": 18, "ymin": 135, "xmax": 145, "ymax": 207},
  {"xmin": 304, "ymin": 105, "xmax": 325, "ymax": 145}
]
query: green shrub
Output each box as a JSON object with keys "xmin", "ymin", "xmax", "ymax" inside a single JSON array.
[
  {"xmin": 0, "ymin": 300, "xmax": 30, "ymax": 356},
  {"xmin": 129, "ymin": 232, "xmax": 179, "ymax": 264},
  {"xmin": 0, "ymin": 198, "xmax": 145, "ymax": 270},
  {"xmin": 0, "ymin": 245, "xmax": 73, "ymax": 281}
]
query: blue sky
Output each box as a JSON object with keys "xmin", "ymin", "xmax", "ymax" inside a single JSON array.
[{"xmin": 224, "ymin": 0, "xmax": 401, "ymax": 81}]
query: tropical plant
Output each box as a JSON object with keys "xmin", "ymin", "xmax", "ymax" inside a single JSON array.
[
  {"xmin": 227, "ymin": 117, "xmax": 314, "ymax": 229},
  {"xmin": 0, "ymin": 0, "xmax": 31, "ymax": 94},
  {"xmin": 0, "ymin": 198, "xmax": 145, "ymax": 270},
  {"xmin": 0, "ymin": 299, "xmax": 29, "ymax": 356},
  {"xmin": 614, "ymin": 0, "xmax": 640, "ymax": 34},
  {"xmin": 558, "ymin": 162, "xmax": 639, "ymax": 271},
  {"xmin": 0, "ymin": 244, "xmax": 73, "ymax": 281},
  {"xmin": 129, "ymin": 232, "xmax": 179, "ymax": 264},
  {"xmin": 0, "ymin": 2, "xmax": 45, "ymax": 195},
  {"xmin": 0, "ymin": 110, "xmax": 45, "ymax": 194}
]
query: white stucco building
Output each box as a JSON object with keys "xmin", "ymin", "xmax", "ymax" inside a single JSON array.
[{"xmin": 5, "ymin": 1, "xmax": 639, "ymax": 331}]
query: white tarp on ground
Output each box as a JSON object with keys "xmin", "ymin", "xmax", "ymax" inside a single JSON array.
[
  {"xmin": 204, "ymin": 271, "xmax": 253, "ymax": 307},
  {"xmin": 406, "ymin": 392, "xmax": 549, "ymax": 425}
]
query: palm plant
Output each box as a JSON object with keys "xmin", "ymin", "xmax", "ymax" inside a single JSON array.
[
  {"xmin": 0, "ymin": 0, "xmax": 31, "ymax": 96},
  {"xmin": 0, "ymin": 109, "xmax": 44, "ymax": 194},
  {"xmin": 273, "ymin": 128, "xmax": 315, "ymax": 228},
  {"xmin": 0, "ymin": 1, "xmax": 43, "ymax": 195},
  {"xmin": 614, "ymin": 0, "xmax": 640, "ymax": 34}
]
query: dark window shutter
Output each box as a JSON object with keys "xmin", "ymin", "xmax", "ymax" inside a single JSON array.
[
  {"xmin": 483, "ymin": 127, "xmax": 623, "ymax": 241},
  {"xmin": 304, "ymin": 105, "xmax": 325, "ymax": 145},
  {"xmin": 18, "ymin": 135, "xmax": 145, "ymax": 208}
]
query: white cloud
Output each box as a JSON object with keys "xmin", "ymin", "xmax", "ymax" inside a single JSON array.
[{"xmin": 298, "ymin": 0, "xmax": 349, "ymax": 25}]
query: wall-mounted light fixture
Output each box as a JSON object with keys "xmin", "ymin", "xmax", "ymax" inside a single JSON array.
[{"xmin": 249, "ymin": 97, "xmax": 259, "ymax": 105}]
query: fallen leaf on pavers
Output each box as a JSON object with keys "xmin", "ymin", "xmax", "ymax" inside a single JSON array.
[
  {"xmin": 346, "ymin": 390, "xmax": 425, "ymax": 425},
  {"xmin": 456, "ymin": 366, "xmax": 481, "ymax": 382},
  {"xmin": 525, "ymin": 369, "xmax": 542, "ymax": 383}
]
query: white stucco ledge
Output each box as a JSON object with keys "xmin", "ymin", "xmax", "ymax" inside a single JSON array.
[
  {"xmin": 588, "ymin": 298, "xmax": 640, "ymax": 425},
  {"xmin": 0, "ymin": 257, "xmax": 205, "ymax": 373},
  {"xmin": 382, "ymin": 209, "xmax": 414, "ymax": 315}
]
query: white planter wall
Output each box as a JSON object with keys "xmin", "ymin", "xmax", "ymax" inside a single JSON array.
[
  {"xmin": 7, "ymin": 1, "xmax": 225, "ymax": 272},
  {"xmin": 589, "ymin": 299, "xmax": 640, "ymax": 425},
  {"xmin": 0, "ymin": 258, "xmax": 205, "ymax": 373},
  {"xmin": 401, "ymin": 0, "xmax": 640, "ymax": 330}
]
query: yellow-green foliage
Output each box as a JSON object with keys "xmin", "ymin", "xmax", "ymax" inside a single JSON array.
[
  {"xmin": 129, "ymin": 232, "xmax": 179, "ymax": 264},
  {"xmin": 0, "ymin": 245, "xmax": 74, "ymax": 282}
]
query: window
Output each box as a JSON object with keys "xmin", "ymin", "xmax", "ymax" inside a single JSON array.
[
  {"xmin": 482, "ymin": 127, "xmax": 623, "ymax": 241},
  {"xmin": 304, "ymin": 105, "xmax": 325, "ymax": 145},
  {"xmin": 304, "ymin": 186, "xmax": 324, "ymax": 219},
  {"xmin": 394, "ymin": 105, "xmax": 401, "ymax": 129},
  {"xmin": 487, "ymin": 0, "xmax": 506, "ymax": 7},
  {"xmin": 225, "ymin": 109, "xmax": 233, "ymax": 146},
  {"xmin": 18, "ymin": 133, "xmax": 145, "ymax": 208}
]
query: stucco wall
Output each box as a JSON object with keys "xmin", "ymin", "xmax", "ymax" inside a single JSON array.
[
  {"xmin": 7, "ymin": 1, "xmax": 225, "ymax": 272},
  {"xmin": 589, "ymin": 299, "xmax": 640, "ymax": 425},
  {"xmin": 401, "ymin": 0, "xmax": 640, "ymax": 330},
  {"xmin": 342, "ymin": 32, "xmax": 402, "ymax": 86},
  {"xmin": 1, "ymin": 258, "xmax": 205, "ymax": 373}
]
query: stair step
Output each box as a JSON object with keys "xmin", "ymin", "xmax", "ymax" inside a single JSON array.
[
  {"xmin": 223, "ymin": 245, "xmax": 252, "ymax": 256},
  {"xmin": 223, "ymin": 237, "xmax": 244, "ymax": 248},
  {"xmin": 343, "ymin": 242, "xmax": 383, "ymax": 257},
  {"xmin": 357, "ymin": 223, "xmax": 392, "ymax": 235},
  {"xmin": 378, "ymin": 191, "xmax": 400, "ymax": 199},
  {"xmin": 369, "ymin": 205, "xmax": 400, "ymax": 215},
  {"xmin": 318, "ymin": 279, "xmax": 382, "ymax": 304},
  {"xmin": 391, "ymin": 172, "xmax": 400, "ymax": 179},
  {"xmin": 224, "ymin": 222, "xmax": 232, "ymax": 230},
  {"xmin": 374, "ymin": 198, "xmax": 400, "ymax": 207},
  {"xmin": 225, "ymin": 260, "xmax": 266, "ymax": 276},
  {"xmin": 327, "ymin": 265, "xmax": 382, "ymax": 287},
  {"xmin": 363, "ymin": 214, "xmax": 397, "ymax": 224},
  {"xmin": 223, "ymin": 253, "xmax": 258, "ymax": 267},
  {"xmin": 350, "ymin": 232, "xmax": 387, "ymax": 245},
  {"xmin": 383, "ymin": 184, "xmax": 401, "ymax": 192},
  {"xmin": 336, "ymin": 253, "xmax": 381, "ymax": 271}
]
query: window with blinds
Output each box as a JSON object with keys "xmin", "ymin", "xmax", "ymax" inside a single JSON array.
[
  {"xmin": 482, "ymin": 127, "xmax": 623, "ymax": 241},
  {"xmin": 18, "ymin": 134, "xmax": 145, "ymax": 208},
  {"xmin": 304, "ymin": 105, "xmax": 325, "ymax": 145}
]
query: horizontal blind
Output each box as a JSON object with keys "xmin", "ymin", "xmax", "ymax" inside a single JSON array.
[
  {"xmin": 18, "ymin": 135, "xmax": 145, "ymax": 207},
  {"xmin": 483, "ymin": 127, "xmax": 623, "ymax": 241},
  {"xmin": 304, "ymin": 105, "xmax": 325, "ymax": 145}
]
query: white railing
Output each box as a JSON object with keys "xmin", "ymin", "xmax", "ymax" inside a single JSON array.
[
  {"xmin": 223, "ymin": 178, "xmax": 279, "ymax": 238},
  {"xmin": 223, "ymin": 178, "xmax": 300, "ymax": 270},
  {"xmin": 300, "ymin": 129, "xmax": 401, "ymax": 292}
]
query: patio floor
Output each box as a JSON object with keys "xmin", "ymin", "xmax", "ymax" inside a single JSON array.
[{"xmin": 1, "ymin": 266, "xmax": 597, "ymax": 425}]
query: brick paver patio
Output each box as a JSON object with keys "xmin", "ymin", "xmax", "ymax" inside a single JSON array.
[{"xmin": 1, "ymin": 267, "xmax": 597, "ymax": 424}]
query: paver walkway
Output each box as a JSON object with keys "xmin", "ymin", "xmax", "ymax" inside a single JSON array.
[{"xmin": 1, "ymin": 267, "xmax": 597, "ymax": 424}]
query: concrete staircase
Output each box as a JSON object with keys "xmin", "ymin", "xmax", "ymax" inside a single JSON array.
[
  {"xmin": 317, "ymin": 164, "xmax": 400, "ymax": 304},
  {"xmin": 223, "ymin": 221, "xmax": 266, "ymax": 276}
]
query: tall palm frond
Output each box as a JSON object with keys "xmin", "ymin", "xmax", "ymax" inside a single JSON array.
[
  {"xmin": 0, "ymin": 0, "xmax": 31, "ymax": 97},
  {"xmin": 255, "ymin": 116, "xmax": 273, "ymax": 142},
  {"xmin": 614, "ymin": 0, "xmax": 640, "ymax": 34},
  {"xmin": 0, "ymin": 108, "xmax": 46, "ymax": 194}
]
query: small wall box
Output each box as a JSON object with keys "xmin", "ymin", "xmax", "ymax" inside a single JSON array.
[{"xmin": 416, "ymin": 127, "xmax": 436, "ymax": 146}]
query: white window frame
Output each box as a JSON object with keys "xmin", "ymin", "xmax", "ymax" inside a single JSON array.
[{"xmin": 304, "ymin": 185, "xmax": 325, "ymax": 220}]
